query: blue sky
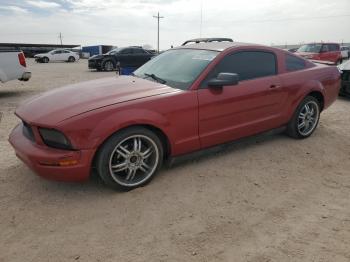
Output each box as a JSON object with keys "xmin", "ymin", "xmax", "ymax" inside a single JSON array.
[{"xmin": 0, "ymin": 0, "xmax": 349, "ymax": 49}]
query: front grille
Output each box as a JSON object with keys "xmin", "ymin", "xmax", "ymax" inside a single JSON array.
[
  {"xmin": 22, "ymin": 121, "xmax": 35, "ymax": 142},
  {"xmin": 88, "ymin": 60, "xmax": 97, "ymax": 68}
]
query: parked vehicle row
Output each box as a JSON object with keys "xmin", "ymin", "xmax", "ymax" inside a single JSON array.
[
  {"xmin": 88, "ymin": 46, "xmax": 155, "ymax": 71},
  {"xmin": 295, "ymin": 43, "xmax": 343, "ymax": 65},
  {"xmin": 9, "ymin": 42, "xmax": 340, "ymax": 190},
  {"xmin": 34, "ymin": 49, "xmax": 79, "ymax": 63},
  {"xmin": 0, "ymin": 50, "xmax": 31, "ymax": 83}
]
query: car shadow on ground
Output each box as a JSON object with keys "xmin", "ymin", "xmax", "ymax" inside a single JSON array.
[
  {"xmin": 0, "ymin": 89, "xmax": 35, "ymax": 99},
  {"xmin": 168, "ymin": 127, "xmax": 286, "ymax": 170},
  {"xmin": 338, "ymin": 95, "xmax": 350, "ymax": 101}
]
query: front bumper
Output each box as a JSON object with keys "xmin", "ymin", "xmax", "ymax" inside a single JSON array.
[
  {"xmin": 19, "ymin": 72, "xmax": 31, "ymax": 81},
  {"xmin": 340, "ymin": 70, "xmax": 350, "ymax": 96},
  {"xmin": 8, "ymin": 123, "xmax": 95, "ymax": 182},
  {"xmin": 88, "ymin": 59, "xmax": 101, "ymax": 69},
  {"xmin": 35, "ymin": 57, "xmax": 45, "ymax": 62}
]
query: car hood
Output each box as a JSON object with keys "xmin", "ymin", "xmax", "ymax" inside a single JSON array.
[
  {"xmin": 34, "ymin": 54, "xmax": 48, "ymax": 58},
  {"xmin": 295, "ymin": 52, "xmax": 318, "ymax": 58},
  {"xmin": 89, "ymin": 54, "xmax": 108, "ymax": 60},
  {"xmin": 16, "ymin": 76, "xmax": 178, "ymax": 126}
]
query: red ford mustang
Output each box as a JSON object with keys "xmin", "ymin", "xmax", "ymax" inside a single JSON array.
[{"xmin": 9, "ymin": 42, "xmax": 340, "ymax": 190}]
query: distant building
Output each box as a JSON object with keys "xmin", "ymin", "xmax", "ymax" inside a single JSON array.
[
  {"xmin": 82, "ymin": 45, "xmax": 114, "ymax": 57},
  {"xmin": 0, "ymin": 43, "xmax": 80, "ymax": 58}
]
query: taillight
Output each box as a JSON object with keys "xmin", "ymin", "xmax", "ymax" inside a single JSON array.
[{"xmin": 18, "ymin": 52, "xmax": 26, "ymax": 67}]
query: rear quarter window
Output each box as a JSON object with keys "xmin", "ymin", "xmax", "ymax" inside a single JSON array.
[
  {"xmin": 286, "ymin": 54, "xmax": 306, "ymax": 72},
  {"xmin": 133, "ymin": 48, "xmax": 146, "ymax": 54}
]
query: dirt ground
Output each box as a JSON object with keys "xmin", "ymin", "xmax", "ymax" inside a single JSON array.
[{"xmin": 1, "ymin": 59, "xmax": 350, "ymax": 262}]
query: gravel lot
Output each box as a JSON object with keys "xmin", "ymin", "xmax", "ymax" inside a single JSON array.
[{"xmin": 1, "ymin": 59, "xmax": 350, "ymax": 262}]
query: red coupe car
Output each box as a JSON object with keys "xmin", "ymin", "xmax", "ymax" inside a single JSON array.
[{"xmin": 9, "ymin": 42, "xmax": 340, "ymax": 190}]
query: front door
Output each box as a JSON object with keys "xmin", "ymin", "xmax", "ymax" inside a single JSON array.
[{"xmin": 197, "ymin": 50, "xmax": 286, "ymax": 148}]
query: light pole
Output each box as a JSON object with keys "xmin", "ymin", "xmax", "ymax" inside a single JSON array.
[{"xmin": 153, "ymin": 12, "xmax": 164, "ymax": 53}]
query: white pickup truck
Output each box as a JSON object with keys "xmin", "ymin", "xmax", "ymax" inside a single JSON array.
[{"xmin": 0, "ymin": 50, "xmax": 31, "ymax": 83}]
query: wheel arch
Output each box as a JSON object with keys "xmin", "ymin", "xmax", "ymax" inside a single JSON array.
[
  {"xmin": 307, "ymin": 91, "xmax": 324, "ymax": 111},
  {"xmin": 91, "ymin": 123, "xmax": 172, "ymax": 171},
  {"xmin": 285, "ymin": 80, "xmax": 325, "ymax": 123}
]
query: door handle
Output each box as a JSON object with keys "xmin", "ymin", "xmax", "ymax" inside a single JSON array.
[{"xmin": 270, "ymin": 84, "xmax": 281, "ymax": 89}]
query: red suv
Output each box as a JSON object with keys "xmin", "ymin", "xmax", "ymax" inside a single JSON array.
[{"xmin": 296, "ymin": 43, "xmax": 342, "ymax": 65}]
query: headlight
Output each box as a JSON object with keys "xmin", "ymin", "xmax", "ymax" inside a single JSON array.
[{"xmin": 39, "ymin": 128, "xmax": 73, "ymax": 150}]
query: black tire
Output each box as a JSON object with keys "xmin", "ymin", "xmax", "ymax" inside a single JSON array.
[
  {"xmin": 286, "ymin": 96, "xmax": 321, "ymax": 139},
  {"xmin": 68, "ymin": 56, "xmax": 75, "ymax": 62},
  {"xmin": 43, "ymin": 57, "xmax": 49, "ymax": 63},
  {"xmin": 336, "ymin": 59, "xmax": 343, "ymax": 65},
  {"xmin": 102, "ymin": 60, "xmax": 115, "ymax": 71},
  {"xmin": 96, "ymin": 127, "xmax": 164, "ymax": 191}
]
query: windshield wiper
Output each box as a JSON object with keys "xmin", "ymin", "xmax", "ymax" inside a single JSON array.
[{"xmin": 144, "ymin": 73, "xmax": 166, "ymax": 84}]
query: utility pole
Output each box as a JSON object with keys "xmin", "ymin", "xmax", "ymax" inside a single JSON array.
[
  {"xmin": 59, "ymin": 32, "xmax": 63, "ymax": 46},
  {"xmin": 200, "ymin": 0, "xmax": 203, "ymax": 37},
  {"xmin": 153, "ymin": 12, "xmax": 164, "ymax": 53}
]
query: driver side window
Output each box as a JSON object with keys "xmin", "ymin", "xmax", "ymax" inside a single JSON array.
[
  {"xmin": 321, "ymin": 45, "xmax": 329, "ymax": 52},
  {"xmin": 201, "ymin": 51, "xmax": 277, "ymax": 88}
]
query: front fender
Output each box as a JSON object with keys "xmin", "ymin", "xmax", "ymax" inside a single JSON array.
[
  {"xmin": 60, "ymin": 108, "xmax": 173, "ymax": 152},
  {"xmin": 89, "ymin": 108, "xmax": 171, "ymax": 148}
]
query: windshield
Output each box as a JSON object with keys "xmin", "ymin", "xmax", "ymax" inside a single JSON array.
[
  {"xmin": 297, "ymin": 44, "xmax": 322, "ymax": 53},
  {"xmin": 134, "ymin": 49, "xmax": 218, "ymax": 90}
]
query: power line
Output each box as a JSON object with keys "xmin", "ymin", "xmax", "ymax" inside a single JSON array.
[
  {"xmin": 228, "ymin": 14, "xmax": 350, "ymax": 24},
  {"xmin": 153, "ymin": 12, "xmax": 164, "ymax": 53}
]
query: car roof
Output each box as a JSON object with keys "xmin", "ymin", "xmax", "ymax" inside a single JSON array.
[
  {"xmin": 176, "ymin": 42, "xmax": 262, "ymax": 52},
  {"xmin": 52, "ymin": 49, "xmax": 71, "ymax": 51}
]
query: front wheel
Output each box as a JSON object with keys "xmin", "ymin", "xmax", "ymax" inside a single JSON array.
[
  {"xmin": 43, "ymin": 57, "xmax": 49, "ymax": 63},
  {"xmin": 103, "ymin": 60, "xmax": 115, "ymax": 71},
  {"xmin": 286, "ymin": 96, "xmax": 321, "ymax": 139},
  {"xmin": 96, "ymin": 127, "xmax": 164, "ymax": 190},
  {"xmin": 68, "ymin": 56, "xmax": 76, "ymax": 62}
]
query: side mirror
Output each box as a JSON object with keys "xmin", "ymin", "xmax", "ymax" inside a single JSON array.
[{"xmin": 208, "ymin": 73, "xmax": 239, "ymax": 88}]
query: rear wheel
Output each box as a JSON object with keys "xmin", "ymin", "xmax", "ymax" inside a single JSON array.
[
  {"xmin": 96, "ymin": 127, "xmax": 163, "ymax": 190},
  {"xmin": 286, "ymin": 96, "xmax": 320, "ymax": 139},
  {"xmin": 103, "ymin": 60, "xmax": 115, "ymax": 71}
]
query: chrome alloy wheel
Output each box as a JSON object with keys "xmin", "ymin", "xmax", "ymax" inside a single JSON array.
[
  {"xmin": 108, "ymin": 135, "xmax": 159, "ymax": 187},
  {"xmin": 297, "ymin": 101, "xmax": 319, "ymax": 136}
]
